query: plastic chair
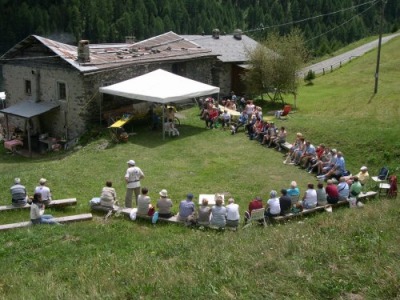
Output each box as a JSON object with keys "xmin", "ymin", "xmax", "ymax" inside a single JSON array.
[
  {"xmin": 275, "ymin": 105, "xmax": 292, "ymax": 119},
  {"xmin": 243, "ymin": 208, "xmax": 266, "ymax": 228}
]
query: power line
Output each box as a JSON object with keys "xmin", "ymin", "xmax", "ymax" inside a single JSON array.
[{"xmin": 305, "ymin": 0, "xmax": 379, "ymax": 43}]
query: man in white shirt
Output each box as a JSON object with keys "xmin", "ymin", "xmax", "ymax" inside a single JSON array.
[
  {"xmin": 125, "ymin": 160, "xmax": 145, "ymax": 208},
  {"xmin": 34, "ymin": 178, "xmax": 52, "ymax": 205},
  {"xmin": 226, "ymin": 198, "xmax": 240, "ymax": 228}
]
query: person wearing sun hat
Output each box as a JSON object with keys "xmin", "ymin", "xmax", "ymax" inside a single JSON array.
[
  {"xmin": 10, "ymin": 177, "xmax": 28, "ymax": 207},
  {"xmin": 356, "ymin": 166, "xmax": 370, "ymax": 186},
  {"xmin": 124, "ymin": 159, "xmax": 145, "ymax": 208},
  {"xmin": 34, "ymin": 178, "xmax": 52, "ymax": 206},
  {"xmin": 156, "ymin": 189, "xmax": 173, "ymax": 218}
]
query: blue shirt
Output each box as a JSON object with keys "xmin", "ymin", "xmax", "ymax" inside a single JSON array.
[
  {"xmin": 179, "ymin": 199, "xmax": 195, "ymax": 218},
  {"xmin": 335, "ymin": 156, "xmax": 346, "ymax": 173},
  {"xmin": 287, "ymin": 187, "xmax": 300, "ymax": 196}
]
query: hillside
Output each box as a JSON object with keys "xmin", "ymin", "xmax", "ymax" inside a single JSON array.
[{"xmin": 0, "ymin": 37, "xmax": 399, "ymax": 299}]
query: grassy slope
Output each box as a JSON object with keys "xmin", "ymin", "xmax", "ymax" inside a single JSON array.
[{"xmin": 0, "ymin": 37, "xmax": 399, "ymax": 299}]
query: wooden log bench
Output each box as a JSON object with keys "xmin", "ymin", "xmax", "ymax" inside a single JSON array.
[
  {"xmin": 0, "ymin": 198, "xmax": 77, "ymax": 212},
  {"xmin": 0, "ymin": 213, "xmax": 93, "ymax": 231}
]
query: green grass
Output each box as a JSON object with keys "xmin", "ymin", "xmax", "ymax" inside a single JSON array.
[{"xmin": 0, "ymin": 36, "xmax": 400, "ymax": 299}]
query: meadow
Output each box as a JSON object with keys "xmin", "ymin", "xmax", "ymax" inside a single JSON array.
[{"xmin": 0, "ymin": 36, "xmax": 399, "ymax": 299}]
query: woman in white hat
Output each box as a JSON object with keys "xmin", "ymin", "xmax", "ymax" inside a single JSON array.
[
  {"xmin": 356, "ymin": 166, "xmax": 370, "ymax": 186},
  {"xmin": 156, "ymin": 189, "xmax": 173, "ymax": 218}
]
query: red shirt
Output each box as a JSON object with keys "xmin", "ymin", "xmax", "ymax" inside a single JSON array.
[
  {"xmin": 325, "ymin": 184, "xmax": 339, "ymax": 198},
  {"xmin": 248, "ymin": 199, "xmax": 263, "ymax": 213}
]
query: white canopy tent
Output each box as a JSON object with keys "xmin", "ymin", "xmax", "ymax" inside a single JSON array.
[{"xmin": 99, "ymin": 69, "xmax": 220, "ymax": 139}]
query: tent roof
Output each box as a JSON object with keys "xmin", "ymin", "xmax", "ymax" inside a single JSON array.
[
  {"xmin": 0, "ymin": 100, "xmax": 60, "ymax": 118},
  {"xmin": 99, "ymin": 69, "xmax": 219, "ymax": 103}
]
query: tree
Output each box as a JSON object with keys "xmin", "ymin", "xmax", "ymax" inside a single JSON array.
[{"xmin": 242, "ymin": 29, "xmax": 308, "ymax": 103}]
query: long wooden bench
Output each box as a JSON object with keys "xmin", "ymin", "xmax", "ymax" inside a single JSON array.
[
  {"xmin": 273, "ymin": 191, "xmax": 378, "ymax": 222},
  {"xmin": 0, "ymin": 213, "xmax": 93, "ymax": 231},
  {"xmin": 0, "ymin": 198, "xmax": 77, "ymax": 212},
  {"xmin": 91, "ymin": 204, "xmax": 180, "ymax": 224},
  {"xmin": 281, "ymin": 142, "xmax": 293, "ymax": 151}
]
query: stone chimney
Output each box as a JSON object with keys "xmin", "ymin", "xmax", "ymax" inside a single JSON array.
[
  {"xmin": 233, "ymin": 29, "xmax": 242, "ymax": 40},
  {"xmin": 212, "ymin": 29, "xmax": 220, "ymax": 39},
  {"xmin": 77, "ymin": 40, "xmax": 90, "ymax": 63}
]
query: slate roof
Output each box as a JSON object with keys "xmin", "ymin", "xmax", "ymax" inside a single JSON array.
[
  {"xmin": 181, "ymin": 34, "xmax": 259, "ymax": 63},
  {"xmin": 0, "ymin": 32, "xmax": 216, "ymax": 74}
]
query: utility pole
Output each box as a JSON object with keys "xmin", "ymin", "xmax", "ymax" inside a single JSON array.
[{"xmin": 374, "ymin": 0, "xmax": 387, "ymax": 94}]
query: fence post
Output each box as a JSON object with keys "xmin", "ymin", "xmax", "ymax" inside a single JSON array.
[{"xmin": 323, "ymin": 68, "xmax": 325, "ymax": 75}]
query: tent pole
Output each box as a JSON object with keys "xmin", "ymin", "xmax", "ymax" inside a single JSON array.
[
  {"xmin": 162, "ymin": 105, "xmax": 165, "ymax": 140},
  {"xmin": 5, "ymin": 114, "xmax": 9, "ymax": 139},
  {"xmin": 26, "ymin": 119, "xmax": 32, "ymax": 158}
]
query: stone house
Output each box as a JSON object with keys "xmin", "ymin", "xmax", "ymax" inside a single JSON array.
[
  {"xmin": 0, "ymin": 31, "xmax": 217, "ymax": 150},
  {"xmin": 182, "ymin": 29, "xmax": 259, "ymax": 97}
]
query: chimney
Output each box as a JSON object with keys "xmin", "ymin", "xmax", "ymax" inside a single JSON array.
[
  {"xmin": 212, "ymin": 29, "xmax": 220, "ymax": 39},
  {"xmin": 77, "ymin": 40, "xmax": 90, "ymax": 63},
  {"xmin": 233, "ymin": 29, "xmax": 242, "ymax": 40}
]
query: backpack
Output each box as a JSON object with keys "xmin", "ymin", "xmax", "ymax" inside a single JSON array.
[{"xmin": 378, "ymin": 167, "xmax": 389, "ymax": 180}]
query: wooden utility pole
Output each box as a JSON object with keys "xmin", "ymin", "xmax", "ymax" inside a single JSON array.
[{"xmin": 374, "ymin": 0, "xmax": 387, "ymax": 94}]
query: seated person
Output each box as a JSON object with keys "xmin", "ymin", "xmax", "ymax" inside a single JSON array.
[
  {"xmin": 310, "ymin": 146, "xmax": 332, "ymax": 175},
  {"xmin": 137, "ymin": 187, "xmax": 154, "ymax": 216},
  {"xmin": 279, "ymin": 189, "xmax": 292, "ymax": 216},
  {"xmin": 316, "ymin": 182, "xmax": 328, "ymax": 206},
  {"xmin": 197, "ymin": 198, "xmax": 211, "ymax": 226},
  {"xmin": 355, "ymin": 166, "xmax": 370, "ymax": 186},
  {"xmin": 30, "ymin": 193, "xmax": 60, "ymax": 225},
  {"xmin": 219, "ymin": 110, "xmax": 231, "ymax": 130},
  {"xmin": 261, "ymin": 122, "xmax": 276, "ymax": 146},
  {"xmin": 265, "ymin": 190, "xmax": 281, "ymax": 220},
  {"xmin": 349, "ymin": 176, "xmax": 363, "ymax": 198},
  {"xmin": 244, "ymin": 196, "xmax": 263, "ymax": 224},
  {"xmin": 231, "ymin": 111, "xmax": 248, "ymax": 134},
  {"xmin": 225, "ymin": 198, "xmax": 240, "ymax": 228},
  {"xmin": 10, "ymin": 177, "xmax": 28, "ymax": 207},
  {"xmin": 99, "ymin": 180, "xmax": 117, "ymax": 209},
  {"xmin": 287, "ymin": 181, "xmax": 300, "ymax": 197},
  {"xmin": 299, "ymin": 141, "xmax": 316, "ymax": 168},
  {"xmin": 156, "ymin": 189, "xmax": 173, "ymax": 218},
  {"xmin": 164, "ymin": 121, "xmax": 179, "ymax": 136},
  {"xmin": 301, "ymin": 183, "xmax": 317, "ymax": 209},
  {"xmin": 291, "ymin": 138, "xmax": 306, "ymax": 165},
  {"xmin": 318, "ymin": 151, "xmax": 345, "ymax": 180},
  {"xmin": 35, "ymin": 178, "xmax": 52, "ymax": 206},
  {"xmin": 210, "ymin": 198, "xmax": 227, "ymax": 229},
  {"xmin": 177, "ymin": 193, "xmax": 195, "ymax": 223},
  {"xmin": 283, "ymin": 133, "xmax": 304, "ymax": 164},
  {"xmin": 245, "ymin": 115, "xmax": 258, "ymax": 138},
  {"xmin": 205, "ymin": 107, "xmax": 219, "ymax": 129},
  {"xmin": 166, "ymin": 107, "xmax": 175, "ymax": 122},
  {"xmin": 325, "ymin": 180, "xmax": 339, "ymax": 204},
  {"xmin": 337, "ymin": 177, "xmax": 350, "ymax": 201},
  {"xmin": 273, "ymin": 126, "xmax": 287, "ymax": 151}
]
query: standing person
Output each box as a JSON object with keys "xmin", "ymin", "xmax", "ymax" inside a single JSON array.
[
  {"xmin": 177, "ymin": 193, "xmax": 196, "ymax": 223},
  {"xmin": 124, "ymin": 160, "xmax": 145, "ymax": 208},
  {"xmin": 34, "ymin": 178, "xmax": 52, "ymax": 206},
  {"xmin": 225, "ymin": 198, "xmax": 240, "ymax": 228},
  {"xmin": 10, "ymin": 178, "xmax": 28, "ymax": 207},
  {"xmin": 30, "ymin": 193, "xmax": 60, "ymax": 225},
  {"xmin": 100, "ymin": 180, "xmax": 117, "ymax": 209},
  {"xmin": 210, "ymin": 198, "xmax": 227, "ymax": 229},
  {"xmin": 156, "ymin": 189, "xmax": 173, "ymax": 218}
]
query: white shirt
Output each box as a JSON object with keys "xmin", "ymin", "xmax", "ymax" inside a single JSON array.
[
  {"xmin": 267, "ymin": 198, "xmax": 281, "ymax": 215},
  {"xmin": 125, "ymin": 166, "xmax": 144, "ymax": 188},
  {"xmin": 35, "ymin": 185, "xmax": 52, "ymax": 201},
  {"xmin": 226, "ymin": 203, "xmax": 240, "ymax": 221}
]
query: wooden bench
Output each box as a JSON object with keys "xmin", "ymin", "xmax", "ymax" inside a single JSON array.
[
  {"xmin": 273, "ymin": 205, "xmax": 326, "ymax": 222},
  {"xmin": 91, "ymin": 205, "xmax": 181, "ymax": 224},
  {"xmin": 281, "ymin": 142, "xmax": 293, "ymax": 151},
  {"xmin": 357, "ymin": 191, "xmax": 377, "ymax": 201},
  {"xmin": 0, "ymin": 198, "xmax": 77, "ymax": 212},
  {"xmin": 0, "ymin": 213, "xmax": 93, "ymax": 231}
]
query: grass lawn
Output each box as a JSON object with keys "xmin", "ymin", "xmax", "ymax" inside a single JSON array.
[{"xmin": 0, "ymin": 36, "xmax": 399, "ymax": 299}]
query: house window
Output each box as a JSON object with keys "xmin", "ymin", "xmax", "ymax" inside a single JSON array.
[
  {"xmin": 25, "ymin": 80, "xmax": 31, "ymax": 95},
  {"xmin": 57, "ymin": 82, "xmax": 67, "ymax": 100}
]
